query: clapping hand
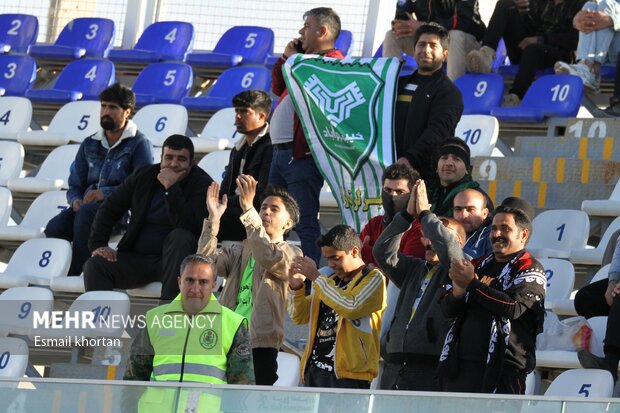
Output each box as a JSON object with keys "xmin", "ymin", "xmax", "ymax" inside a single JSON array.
[
  {"xmin": 237, "ymin": 175, "xmax": 257, "ymax": 213},
  {"xmin": 206, "ymin": 182, "xmax": 227, "ymax": 222}
]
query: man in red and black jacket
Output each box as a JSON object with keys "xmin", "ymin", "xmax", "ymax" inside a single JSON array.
[{"xmin": 269, "ymin": 7, "xmax": 344, "ymax": 265}]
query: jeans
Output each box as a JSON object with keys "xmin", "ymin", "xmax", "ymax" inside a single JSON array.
[
  {"xmin": 576, "ymin": 1, "xmax": 620, "ymax": 64},
  {"xmin": 268, "ymin": 147, "xmax": 323, "ymax": 265},
  {"xmin": 45, "ymin": 202, "xmax": 100, "ymax": 275}
]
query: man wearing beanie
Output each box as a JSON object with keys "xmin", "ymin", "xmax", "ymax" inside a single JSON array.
[{"xmin": 427, "ymin": 137, "xmax": 492, "ymax": 217}]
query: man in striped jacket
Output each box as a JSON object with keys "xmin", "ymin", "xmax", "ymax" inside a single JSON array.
[{"xmin": 288, "ymin": 225, "xmax": 386, "ymax": 388}]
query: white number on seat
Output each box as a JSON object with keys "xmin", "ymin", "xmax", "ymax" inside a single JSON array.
[
  {"xmin": 474, "ymin": 81, "xmax": 487, "ymax": 97},
  {"xmin": 164, "ymin": 28, "xmax": 177, "ymax": 44},
  {"xmin": 245, "ymin": 33, "xmax": 257, "ymax": 48},
  {"xmin": 85, "ymin": 24, "xmax": 99, "ymax": 40},
  {"xmin": 241, "ymin": 72, "xmax": 254, "ymax": 88},
  {"xmin": 4, "ymin": 62, "xmax": 16, "ymax": 79},
  {"xmin": 550, "ymin": 84, "xmax": 569, "ymax": 102},
  {"xmin": 84, "ymin": 65, "xmax": 98, "ymax": 81},
  {"xmin": 164, "ymin": 70, "xmax": 176, "ymax": 86},
  {"xmin": 567, "ymin": 120, "xmax": 607, "ymax": 138},
  {"xmin": 7, "ymin": 19, "xmax": 21, "ymax": 36}
]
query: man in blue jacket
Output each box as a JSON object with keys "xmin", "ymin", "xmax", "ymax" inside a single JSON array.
[{"xmin": 45, "ymin": 83, "xmax": 152, "ymax": 274}]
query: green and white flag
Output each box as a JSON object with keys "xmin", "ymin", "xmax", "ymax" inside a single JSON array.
[{"xmin": 282, "ymin": 55, "xmax": 401, "ymax": 232}]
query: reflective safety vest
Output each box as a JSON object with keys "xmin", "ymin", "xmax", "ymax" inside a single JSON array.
[{"xmin": 138, "ymin": 294, "xmax": 245, "ymax": 413}]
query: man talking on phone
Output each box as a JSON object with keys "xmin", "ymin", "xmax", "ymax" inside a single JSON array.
[{"xmin": 269, "ymin": 7, "xmax": 344, "ymax": 267}]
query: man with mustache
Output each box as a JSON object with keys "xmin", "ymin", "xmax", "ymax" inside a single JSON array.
[
  {"xmin": 373, "ymin": 179, "xmax": 466, "ymax": 391},
  {"xmin": 427, "ymin": 137, "xmax": 492, "ymax": 217},
  {"xmin": 45, "ymin": 83, "xmax": 152, "ymax": 275},
  {"xmin": 394, "ymin": 23, "xmax": 463, "ymax": 181},
  {"xmin": 198, "ymin": 176, "xmax": 302, "ymax": 385},
  {"xmin": 217, "ymin": 90, "xmax": 273, "ymax": 242},
  {"xmin": 439, "ymin": 204, "xmax": 546, "ymax": 394},
  {"xmin": 84, "ymin": 135, "xmax": 212, "ymax": 300}
]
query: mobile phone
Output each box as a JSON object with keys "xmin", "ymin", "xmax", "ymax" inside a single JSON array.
[
  {"xmin": 294, "ymin": 39, "xmax": 305, "ymax": 53},
  {"xmin": 395, "ymin": 10, "xmax": 410, "ymax": 20}
]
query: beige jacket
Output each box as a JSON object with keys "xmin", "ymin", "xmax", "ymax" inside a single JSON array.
[{"xmin": 197, "ymin": 208, "xmax": 302, "ymax": 349}]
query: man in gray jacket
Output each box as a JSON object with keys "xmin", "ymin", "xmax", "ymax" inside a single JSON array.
[{"xmin": 373, "ymin": 179, "xmax": 466, "ymax": 391}]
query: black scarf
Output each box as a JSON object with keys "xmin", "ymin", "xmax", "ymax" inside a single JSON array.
[{"xmin": 439, "ymin": 251, "xmax": 546, "ymax": 392}]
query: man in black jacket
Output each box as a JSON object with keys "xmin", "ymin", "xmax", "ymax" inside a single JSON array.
[
  {"xmin": 373, "ymin": 179, "xmax": 466, "ymax": 391},
  {"xmin": 439, "ymin": 205, "xmax": 546, "ymax": 394},
  {"xmin": 394, "ymin": 23, "xmax": 464, "ymax": 182},
  {"xmin": 218, "ymin": 90, "xmax": 273, "ymax": 241},
  {"xmin": 84, "ymin": 135, "xmax": 212, "ymax": 300}
]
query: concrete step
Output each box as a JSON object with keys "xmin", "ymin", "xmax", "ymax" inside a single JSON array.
[
  {"xmin": 478, "ymin": 180, "xmax": 616, "ymax": 211},
  {"xmin": 473, "ymin": 156, "xmax": 620, "ymax": 185},
  {"xmin": 514, "ymin": 135, "xmax": 620, "ymax": 161}
]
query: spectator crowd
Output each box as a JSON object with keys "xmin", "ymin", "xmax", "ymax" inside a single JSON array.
[{"xmin": 22, "ymin": 1, "xmax": 620, "ymax": 405}]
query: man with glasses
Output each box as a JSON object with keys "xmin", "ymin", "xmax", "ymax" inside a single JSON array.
[{"xmin": 45, "ymin": 83, "xmax": 152, "ymax": 275}]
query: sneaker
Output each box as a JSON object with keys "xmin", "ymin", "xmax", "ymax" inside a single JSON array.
[
  {"xmin": 466, "ymin": 46, "xmax": 495, "ymax": 74},
  {"xmin": 502, "ymin": 93, "xmax": 521, "ymax": 107},
  {"xmin": 577, "ymin": 349, "xmax": 618, "ymax": 382},
  {"xmin": 554, "ymin": 61, "xmax": 600, "ymax": 91}
]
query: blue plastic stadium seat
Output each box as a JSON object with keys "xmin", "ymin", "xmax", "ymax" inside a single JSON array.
[
  {"xmin": 182, "ymin": 66, "xmax": 271, "ymax": 111},
  {"xmin": 187, "ymin": 26, "xmax": 274, "ymax": 70},
  {"xmin": 0, "ymin": 54, "xmax": 36, "ymax": 96},
  {"xmin": 600, "ymin": 64, "xmax": 616, "ymax": 80},
  {"xmin": 490, "ymin": 74, "xmax": 583, "ymax": 122},
  {"xmin": 108, "ymin": 21, "xmax": 194, "ymax": 64},
  {"xmin": 0, "ymin": 14, "xmax": 38, "ymax": 53},
  {"xmin": 492, "ymin": 38, "xmax": 508, "ymax": 71},
  {"xmin": 28, "ymin": 18, "xmax": 115, "ymax": 60},
  {"xmin": 26, "ymin": 59, "xmax": 115, "ymax": 103},
  {"xmin": 335, "ymin": 30, "xmax": 353, "ymax": 58},
  {"xmin": 497, "ymin": 64, "xmax": 554, "ymax": 77},
  {"xmin": 454, "ymin": 73, "xmax": 504, "ymax": 115},
  {"xmin": 265, "ymin": 29, "xmax": 351, "ymax": 69},
  {"xmin": 373, "ymin": 44, "xmax": 417, "ymax": 76},
  {"xmin": 132, "ymin": 62, "xmax": 193, "ymax": 106}
]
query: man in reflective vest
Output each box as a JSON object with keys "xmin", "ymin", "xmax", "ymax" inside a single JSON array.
[{"xmin": 124, "ymin": 254, "xmax": 255, "ymax": 412}]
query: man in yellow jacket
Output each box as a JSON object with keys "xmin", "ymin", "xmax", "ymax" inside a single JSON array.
[
  {"xmin": 124, "ymin": 254, "xmax": 254, "ymax": 412},
  {"xmin": 289, "ymin": 225, "xmax": 386, "ymax": 388}
]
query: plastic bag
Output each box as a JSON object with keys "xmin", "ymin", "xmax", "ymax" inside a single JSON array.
[{"xmin": 536, "ymin": 312, "xmax": 592, "ymax": 351}]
